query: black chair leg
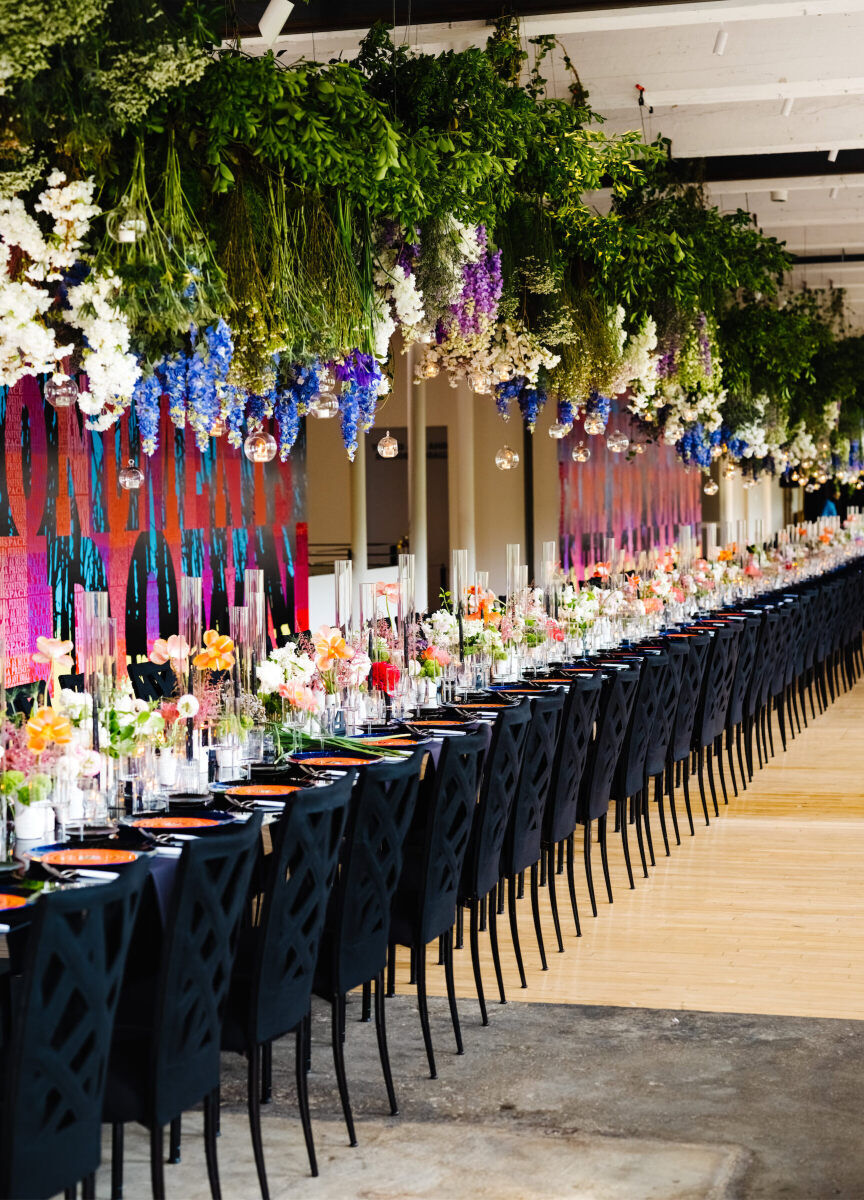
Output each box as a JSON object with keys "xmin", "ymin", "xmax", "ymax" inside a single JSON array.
[
  {"xmin": 487, "ymin": 883, "xmax": 507, "ymax": 1004},
  {"xmin": 654, "ymin": 774, "xmax": 670, "ymax": 856},
  {"xmin": 641, "ymin": 787, "xmax": 656, "ymax": 866},
  {"xmin": 517, "ymin": 870, "xmax": 525, "ymax": 900},
  {"xmin": 82, "ymin": 1174, "xmax": 95, "ymax": 1200},
  {"xmin": 168, "ymin": 1115, "xmax": 181, "ymax": 1164},
  {"xmin": 150, "ymin": 1126, "xmax": 166, "ymax": 1200},
  {"xmin": 737, "ymin": 723, "xmax": 748, "ymax": 788},
  {"xmin": 582, "ymin": 821, "xmax": 598, "ymax": 917},
  {"xmin": 443, "ymin": 928, "xmax": 465, "ymax": 1052},
  {"xmin": 775, "ymin": 694, "xmax": 787, "ymax": 752},
  {"xmin": 361, "ymin": 979, "xmax": 372, "ymax": 1021},
  {"xmin": 508, "ymin": 874, "xmax": 528, "ymax": 988},
  {"xmin": 110, "ymin": 1123, "xmax": 124, "ymax": 1200},
  {"xmin": 247, "ymin": 1046, "xmax": 270, "ymax": 1200},
  {"xmin": 665, "ymin": 766, "xmax": 681, "ymax": 844},
  {"xmin": 546, "ymin": 843, "xmax": 564, "ymax": 952},
  {"xmin": 64, "ymin": 1189, "xmax": 76, "ymax": 1200},
  {"xmin": 468, "ymin": 899, "xmax": 488, "ymax": 1026},
  {"xmin": 557, "ymin": 841, "xmax": 564, "ymax": 874},
  {"xmin": 386, "ymin": 942, "xmax": 397, "ymax": 996},
  {"xmin": 295, "ymin": 1014, "xmax": 318, "ymax": 1177},
  {"xmin": 331, "ymin": 993, "xmax": 357, "ymax": 1145},
  {"xmin": 706, "ymin": 746, "xmax": 719, "ymax": 817},
  {"xmin": 566, "ymin": 834, "xmax": 582, "ymax": 933},
  {"xmin": 681, "ymin": 762, "xmax": 695, "ymax": 834},
  {"xmin": 696, "ymin": 748, "xmax": 711, "ymax": 825},
  {"xmin": 374, "ymin": 970, "xmax": 399, "ymax": 1115},
  {"xmin": 618, "ymin": 801, "xmax": 635, "ymax": 889},
  {"xmin": 204, "ymin": 1088, "xmax": 221, "ymax": 1200},
  {"xmin": 415, "ymin": 942, "xmax": 437, "ymax": 1078},
  {"xmin": 455, "ymin": 902, "xmax": 464, "ymax": 950},
  {"xmin": 765, "ymin": 704, "xmax": 775, "ymax": 758},
  {"xmin": 529, "ymin": 862, "xmax": 547, "ymax": 970},
  {"xmin": 598, "ymin": 812, "xmax": 614, "ymax": 901},
  {"xmin": 631, "ymin": 793, "xmax": 649, "ymax": 878},
  {"xmin": 726, "ymin": 731, "xmax": 738, "ymax": 797},
  {"xmin": 260, "ymin": 1041, "xmax": 273, "ymax": 1104},
  {"xmin": 715, "ymin": 739, "xmax": 728, "ymax": 806}
]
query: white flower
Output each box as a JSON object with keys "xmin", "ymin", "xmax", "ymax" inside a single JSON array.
[
  {"xmin": 79, "ymin": 749, "xmax": 101, "ymax": 776},
  {"xmin": 176, "ymin": 694, "xmax": 199, "ymax": 719},
  {"xmin": 255, "ymin": 660, "xmax": 283, "ymax": 695},
  {"xmin": 141, "ymin": 712, "xmax": 165, "ymax": 738}
]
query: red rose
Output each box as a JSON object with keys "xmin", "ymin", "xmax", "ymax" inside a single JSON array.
[{"xmin": 370, "ymin": 661, "xmax": 400, "ymax": 694}]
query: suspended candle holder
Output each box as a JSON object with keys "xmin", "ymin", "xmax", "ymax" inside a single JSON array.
[
  {"xmin": 583, "ymin": 393, "xmax": 611, "ymax": 436},
  {"xmin": 118, "ymin": 459, "xmax": 144, "ymax": 490},
  {"xmin": 571, "ymin": 441, "xmax": 591, "ymax": 463},
  {"xmin": 703, "ymin": 477, "xmax": 719, "ymax": 496},
  {"xmin": 244, "ymin": 419, "xmax": 277, "ymax": 463},
  {"xmin": 44, "ymin": 375, "xmax": 78, "ymax": 409},
  {"xmin": 377, "ymin": 430, "xmax": 399, "ymax": 458},
  {"xmin": 308, "ymin": 392, "xmax": 339, "ymax": 419},
  {"xmin": 548, "ymin": 421, "xmax": 570, "ymax": 439},
  {"xmin": 495, "ymin": 446, "xmax": 519, "ymax": 471},
  {"xmin": 105, "ymin": 201, "xmax": 148, "ymax": 244},
  {"xmin": 606, "ymin": 429, "xmax": 629, "ymax": 453}
]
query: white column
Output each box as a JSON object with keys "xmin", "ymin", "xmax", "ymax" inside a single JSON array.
[
  {"xmin": 451, "ymin": 385, "xmax": 476, "ymax": 577},
  {"xmin": 350, "ymin": 432, "xmax": 367, "ymax": 613},
  {"xmin": 409, "ymin": 375, "xmax": 429, "ymax": 612}
]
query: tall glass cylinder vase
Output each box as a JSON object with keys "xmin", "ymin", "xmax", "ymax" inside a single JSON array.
[
  {"xmin": 229, "ymin": 605, "xmax": 250, "ymax": 697},
  {"xmin": 180, "ymin": 576, "xmax": 202, "ymax": 761},
  {"xmin": 244, "ymin": 568, "xmax": 266, "ymax": 685},
  {"xmin": 451, "ymin": 548, "xmax": 468, "ymax": 665},
  {"xmin": 334, "ymin": 560, "xmax": 353, "ymax": 637},
  {"xmin": 398, "ymin": 552, "xmax": 416, "ymax": 679},
  {"xmin": 80, "ymin": 593, "xmax": 108, "ymax": 754},
  {"xmin": 0, "ymin": 633, "xmax": 8, "ymax": 863},
  {"xmin": 506, "ymin": 543, "xmax": 521, "ymax": 613}
]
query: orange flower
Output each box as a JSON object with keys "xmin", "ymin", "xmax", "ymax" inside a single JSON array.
[
  {"xmin": 193, "ymin": 629, "xmax": 235, "ymax": 672},
  {"xmin": 313, "ymin": 624, "xmax": 351, "ymax": 671},
  {"xmin": 819, "ymin": 531, "xmax": 832, "ymax": 543},
  {"xmin": 26, "ymin": 705, "xmax": 73, "ymax": 753}
]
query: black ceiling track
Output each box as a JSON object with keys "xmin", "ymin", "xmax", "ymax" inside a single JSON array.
[{"xmin": 680, "ymin": 150, "xmax": 864, "ymax": 182}]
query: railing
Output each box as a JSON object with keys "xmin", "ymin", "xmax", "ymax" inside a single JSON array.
[{"xmin": 307, "ymin": 542, "xmax": 405, "ymax": 575}]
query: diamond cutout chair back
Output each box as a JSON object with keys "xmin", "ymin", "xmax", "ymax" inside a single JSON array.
[
  {"xmin": 543, "ymin": 676, "xmax": 602, "ymax": 846},
  {"xmin": 579, "ymin": 667, "xmax": 639, "ymax": 823},
  {"xmin": 127, "ymin": 661, "xmax": 178, "ymax": 702},
  {"xmin": 0, "ymin": 860, "xmax": 149, "ymax": 1200},
  {"xmin": 613, "ymin": 655, "xmax": 669, "ymax": 802},
  {"xmin": 501, "ymin": 691, "xmax": 566, "ymax": 878},
  {"xmin": 669, "ymin": 633, "xmax": 711, "ymax": 764},
  {"xmin": 644, "ymin": 643, "xmax": 685, "ymax": 780}
]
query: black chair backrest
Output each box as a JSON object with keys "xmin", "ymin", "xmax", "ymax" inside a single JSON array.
[
  {"xmin": 322, "ymin": 752, "xmax": 422, "ymax": 996},
  {"xmin": 579, "ymin": 667, "xmax": 639, "ymax": 822},
  {"xmin": 5, "ymin": 681, "xmax": 40, "ymax": 719},
  {"xmin": 57, "ymin": 671, "xmax": 85, "ymax": 693},
  {"xmin": 501, "ymin": 690, "xmax": 566, "ymax": 877},
  {"xmin": 127, "ymin": 660, "xmax": 177, "ymax": 701},
  {"xmin": 246, "ymin": 775, "xmax": 354, "ymax": 1048},
  {"xmin": 544, "ymin": 675, "xmax": 602, "ymax": 846},
  {"xmin": 669, "ymin": 632, "xmax": 711, "ymax": 764},
  {"xmin": 693, "ymin": 623, "xmax": 741, "ymax": 747},
  {"xmin": 724, "ymin": 613, "xmax": 762, "ymax": 729},
  {"xmin": 152, "ymin": 814, "xmax": 263, "ymax": 1126},
  {"xmin": 613, "ymin": 654, "xmax": 669, "ymax": 800},
  {"xmin": 391, "ymin": 730, "xmax": 488, "ymax": 946},
  {"xmin": 644, "ymin": 642, "xmax": 686, "ymax": 779},
  {"xmin": 0, "ymin": 861, "xmax": 149, "ymax": 1200},
  {"xmin": 459, "ymin": 703, "xmax": 532, "ymax": 900}
]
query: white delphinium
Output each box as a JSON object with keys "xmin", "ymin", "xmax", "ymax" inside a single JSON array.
[
  {"xmin": 422, "ymin": 608, "xmax": 459, "ymax": 644},
  {"xmin": 614, "ymin": 316, "xmax": 659, "ymax": 398},
  {"xmin": 33, "ymin": 171, "xmax": 100, "ymax": 279},
  {"xmin": 786, "ymin": 425, "xmax": 818, "ymax": 467},
  {"xmin": 270, "ymin": 642, "xmax": 316, "ymax": 685},
  {"xmin": 65, "ymin": 271, "xmax": 140, "ymax": 424}
]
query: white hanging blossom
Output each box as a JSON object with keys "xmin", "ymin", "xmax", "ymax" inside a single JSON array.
[{"xmin": 65, "ymin": 272, "xmax": 140, "ymax": 424}]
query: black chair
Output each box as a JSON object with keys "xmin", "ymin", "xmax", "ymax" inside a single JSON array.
[
  {"xmin": 5, "ymin": 680, "xmax": 41, "ymax": 719},
  {"xmin": 104, "ymin": 815, "xmax": 263, "ymax": 1200},
  {"xmin": 666, "ymin": 631, "xmax": 711, "ymax": 834},
  {"xmin": 689, "ymin": 622, "xmax": 741, "ymax": 817},
  {"xmin": 127, "ymin": 661, "xmax": 178, "ymax": 702},
  {"xmin": 389, "ymin": 731, "xmax": 488, "ymax": 1078},
  {"xmin": 722, "ymin": 611, "xmax": 762, "ymax": 794},
  {"xmin": 499, "ymin": 690, "xmax": 565, "ymax": 984},
  {"xmin": 456, "ymin": 703, "xmax": 531, "ymax": 1024},
  {"xmin": 222, "ymin": 776, "xmax": 354, "ymax": 1194},
  {"xmin": 541, "ymin": 675, "xmax": 602, "ymax": 946},
  {"xmin": 58, "ymin": 671, "xmax": 85, "ymax": 693},
  {"xmin": 313, "ymin": 752, "xmax": 423, "ymax": 1148},
  {"xmin": 577, "ymin": 666, "xmax": 639, "ymax": 916},
  {"xmin": 0, "ymin": 861, "xmax": 149, "ymax": 1200},
  {"xmin": 641, "ymin": 642, "xmax": 685, "ymax": 855}
]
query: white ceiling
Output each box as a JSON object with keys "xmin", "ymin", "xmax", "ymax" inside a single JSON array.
[{"xmin": 250, "ymin": 0, "xmax": 864, "ymax": 327}]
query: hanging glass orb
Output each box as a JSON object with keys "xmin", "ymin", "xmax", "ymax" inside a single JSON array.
[
  {"xmin": 495, "ymin": 445, "xmax": 519, "ymax": 471},
  {"xmin": 467, "ymin": 370, "xmax": 493, "ymax": 395},
  {"xmin": 421, "ymin": 358, "xmax": 440, "ymax": 379},
  {"xmin": 548, "ymin": 421, "xmax": 571, "ymax": 439},
  {"xmin": 309, "ymin": 392, "xmax": 339, "ymax": 419},
  {"xmin": 856, "ymin": 478, "xmax": 864, "ymax": 490},
  {"xmin": 742, "ymin": 477, "xmax": 755, "ymax": 490},
  {"xmin": 790, "ymin": 470, "xmax": 800, "ymax": 482},
  {"xmin": 118, "ymin": 459, "xmax": 144, "ymax": 491},
  {"xmin": 584, "ymin": 414, "xmax": 605, "ymax": 436},
  {"xmin": 804, "ymin": 481, "xmax": 818, "ymax": 492},
  {"xmin": 105, "ymin": 203, "xmax": 148, "ymax": 244},
  {"xmin": 816, "ymin": 472, "xmax": 829, "ymax": 485},
  {"xmin": 703, "ymin": 478, "xmax": 719, "ymax": 496},
  {"xmin": 377, "ymin": 430, "xmax": 399, "ymax": 458},
  {"xmin": 631, "ymin": 440, "xmax": 648, "ymax": 455},
  {"xmin": 606, "ymin": 429, "xmax": 629, "ymax": 453},
  {"xmin": 44, "ymin": 374, "xmax": 78, "ymax": 409},
  {"xmin": 209, "ymin": 414, "xmax": 226, "ymax": 438},
  {"xmin": 722, "ymin": 463, "xmax": 737, "ymax": 479},
  {"xmin": 244, "ymin": 423, "xmax": 277, "ymax": 463},
  {"xmin": 571, "ymin": 441, "xmax": 591, "ymax": 463}
]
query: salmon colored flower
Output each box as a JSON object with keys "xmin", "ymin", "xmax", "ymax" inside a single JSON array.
[
  {"xmin": 278, "ymin": 681, "xmax": 318, "ymax": 712},
  {"xmin": 375, "ymin": 582, "xmax": 401, "ymax": 604},
  {"xmin": 423, "ymin": 645, "xmax": 451, "ymax": 668},
  {"xmin": 149, "ymin": 634, "xmax": 191, "ymax": 673},
  {"xmin": 32, "ymin": 636, "xmax": 74, "ymax": 672},
  {"xmin": 312, "ymin": 625, "xmax": 351, "ymax": 671},
  {"xmin": 26, "ymin": 705, "xmax": 73, "ymax": 753},
  {"xmin": 193, "ymin": 630, "xmax": 235, "ymax": 671}
]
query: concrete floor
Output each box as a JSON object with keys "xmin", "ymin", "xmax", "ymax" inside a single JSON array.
[{"xmin": 93, "ymin": 993, "xmax": 864, "ymax": 1199}]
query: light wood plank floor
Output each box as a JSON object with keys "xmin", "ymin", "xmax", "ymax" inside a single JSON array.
[{"xmin": 395, "ymin": 680, "xmax": 864, "ymax": 1019}]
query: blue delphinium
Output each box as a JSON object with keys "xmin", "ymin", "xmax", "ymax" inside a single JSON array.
[
  {"xmin": 224, "ymin": 384, "xmax": 247, "ymax": 448},
  {"xmin": 557, "ymin": 398, "xmax": 575, "ymax": 428},
  {"xmin": 517, "ymin": 385, "xmax": 547, "ymax": 431},
  {"xmin": 585, "ymin": 391, "xmax": 611, "ymax": 427},
  {"xmin": 134, "ymin": 372, "xmax": 163, "ymax": 456},
  {"xmin": 676, "ymin": 423, "xmax": 713, "ymax": 469},
  {"xmin": 334, "ymin": 351, "xmax": 383, "ymax": 455},
  {"xmin": 186, "ymin": 341, "xmax": 218, "ymax": 451},
  {"xmin": 275, "ymin": 393, "xmax": 300, "ymax": 461},
  {"xmin": 340, "ymin": 389, "xmax": 360, "ymax": 460},
  {"xmin": 494, "ymin": 375, "xmax": 525, "ymax": 421}
]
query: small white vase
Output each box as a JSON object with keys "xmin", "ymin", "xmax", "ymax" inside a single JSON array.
[{"xmin": 14, "ymin": 799, "xmax": 53, "ymax": 842}]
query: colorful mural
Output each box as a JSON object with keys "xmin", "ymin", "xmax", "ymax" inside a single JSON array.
[
  {"xmin": 0, "ymin": 377, "xmax": 308, "ymax": 686},
  {"xmin": 559, "ymin": 412, "xmax": 702, "ymax": 578}
]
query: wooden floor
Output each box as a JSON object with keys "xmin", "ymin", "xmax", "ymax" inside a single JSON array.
[{"xmin": 395, "ymin": 679, "xmax": 864, "ymax": 1020}]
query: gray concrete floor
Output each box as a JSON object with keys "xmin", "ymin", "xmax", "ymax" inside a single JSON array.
[{"xmin": 93, "ymin": 993, "xmax": 864, "ymax": 1199}]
